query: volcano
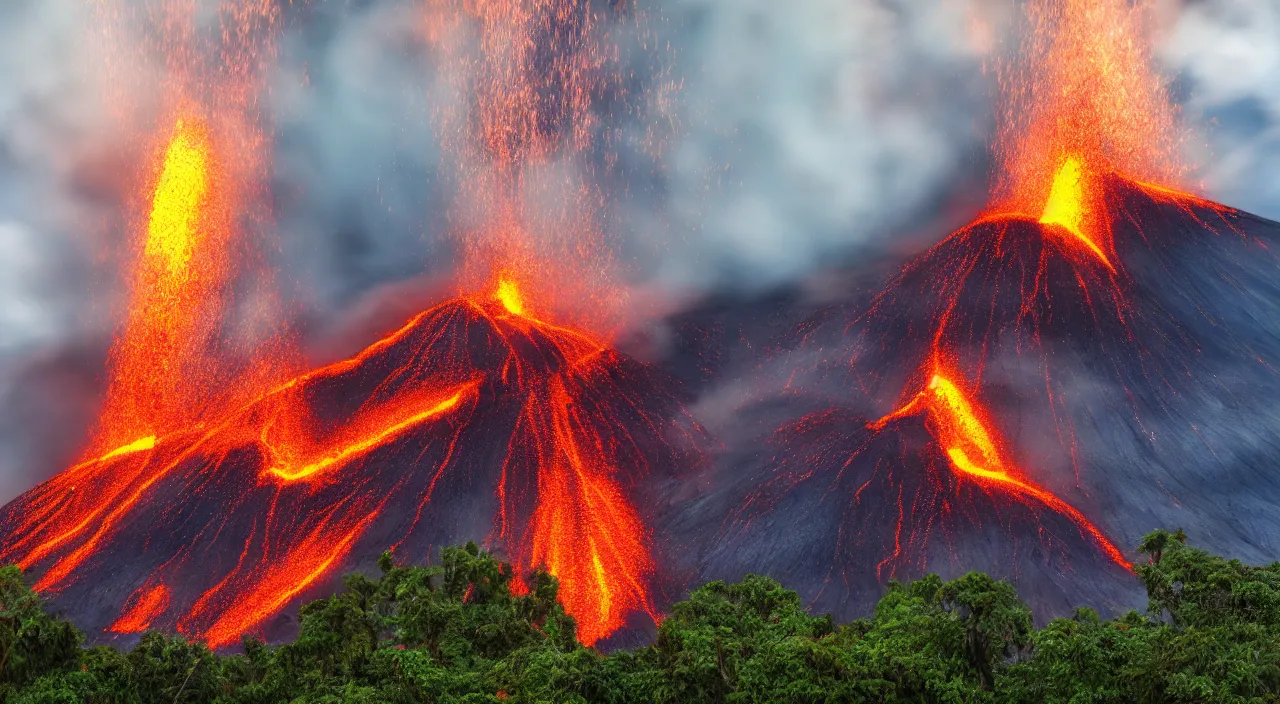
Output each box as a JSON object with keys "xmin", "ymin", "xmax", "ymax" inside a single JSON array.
[
  {"xmin": 669, "ymin": 173, "xmax": 1280, "ymax": 620},
  {"xmin": 0, "ymin": 291, "xmax": 703, "ymax": 648}
]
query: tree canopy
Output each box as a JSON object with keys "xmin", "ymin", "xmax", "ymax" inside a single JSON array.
[{"xmin": 3, "ymin": 532, "xmax": 1278, "ymax": 703}]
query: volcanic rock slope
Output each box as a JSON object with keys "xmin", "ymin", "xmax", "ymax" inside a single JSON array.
[
  {"xmin": 0, "ymin": 297, "xmax": 703, "ymax": 648},
  {"xmin": 664, "ymin": 176, "xmax": 1280, "ymax": 621}
]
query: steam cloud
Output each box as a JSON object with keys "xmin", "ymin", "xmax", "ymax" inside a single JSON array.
[{"xmin": 0, "ymin": 0, "xmax": 1278, "ymax": 501}]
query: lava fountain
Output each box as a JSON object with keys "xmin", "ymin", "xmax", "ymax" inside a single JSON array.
[{"xmin": 92, "ymin": 116, "xmax": 230, "ymax": 454}]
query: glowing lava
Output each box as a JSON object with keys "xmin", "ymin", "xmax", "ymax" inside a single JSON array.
[
  {"xmin": 873, "ymin": 370, "xmax": 1130, "ymax": 570},
  {"xmin": 109, "ymin": 584, "xmax": 171, "ymax": 634},
  {"xmin": 93, "ymin": 117, "xmax": 232, "ymax": 452},
  {"xmin": 519, "ymin": 376, "xmax": 657, "ymax": 645},
  {"xmin": 261, "ymin": 386, "xmax": 472, "ymax": 483},
  {"xmin": 145, "ymin": 121, "xmax": 210, "ymax": 275},
  {"xmin": 1037, "ymin": 156, "xmax": 1112, "ymax": 269},
  {"xmin": 479, "ymin": 279, "xmax": 660, "ymax": 645},
  {"xmin": 1, "ymin": 275, "xmax": 681, "ymax": 648},
  {"xmin": 494, "ymin": 276, "xmax": 527, "ymax": 317},
  {"xmin": 990, "ymin": 0, "xmax": 1199, "ymax": 260},
  {"xmin": 1039, "ymin": 157, "xmax": 1085, "ymax": 237},
  {"xmin": 185, "ymin": 510, "xmax": 381, "ymax": 650},
  {"xmin": 101, "ymin": 435, "xmax": 157, "ymax": 462}
]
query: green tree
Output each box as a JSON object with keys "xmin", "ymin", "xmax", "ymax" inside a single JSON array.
[
  {"xmin": 0, "ymin": 565, "xmax": 81, "ymax": 696},
  {"xmin": 936, "ymin": 572, "xmax": 1032, "ymax": 691},
  {"xmin": 3, "ymin": 532, "xmax": 1278, "ymax": 703}
]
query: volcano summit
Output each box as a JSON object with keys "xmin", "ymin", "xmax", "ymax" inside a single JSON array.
[
  {"xmin": 0, "ymin": 289, "xmax": 705, "ymax": 648},
  {"xmin": 670, "ymin": 171, "xmax": 1280, "ymax": 621}
]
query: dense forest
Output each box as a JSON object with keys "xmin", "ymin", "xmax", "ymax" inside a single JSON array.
[{"xmin": 1, "ymin": 530, "xmax": 1277, "ymax": 703}]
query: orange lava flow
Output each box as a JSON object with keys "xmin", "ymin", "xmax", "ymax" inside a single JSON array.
[
  {"xmin": 3, "ymin": 434, "xmax": 170, "ymax": 576},
  {"xmin": 94, "ymin": 117, "xmax": 231, "ymax": 451},
  {"xmin": 424, "ymin": 0, "xmax": 654, "ymax": 642},
  {"xmin": 100, "ymin": 435, "xmax": 158, "ymax": 462},
  {"xmin": 476, "ymin": 278, "xmax": 659, "ymax": 646},
  {"xmin": 261, "ymin": 385, "xmax": 474, "ymax": 483},
  {"xmin": 4, "ymin": 302, "xmax": 478, "ymax": 590},
  {"xmin": 873, "ymin": 369, "xmax": 1130, "ymax": 569},
  {"xmin": 8, "ymin": 118, "xmax": 245, "ymax": 582},
  {"xmin": 523, "ymin": 377, "xmax": 656, "ymax": 645},
  {"xmin": 5, "ymin": 268, "xmax": 669, "ymax": 648},
  {"xmin": 187, "ymin": 511, "xmax": 380, "ymax": 650},
  {"xmin": 109, "ymin": 584, "xmax": 171, "ymax": 634}
]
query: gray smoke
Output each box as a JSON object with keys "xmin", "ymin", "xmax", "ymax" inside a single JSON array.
[
  {"xmin": 1161, "ymin": 0, "xmax": 1280, "ymax": 220},
  {"xmin": 0, "ymin": 0, "xmax": 1278, "ymax": 501}
]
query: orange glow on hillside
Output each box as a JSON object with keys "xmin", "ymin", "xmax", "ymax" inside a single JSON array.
[
  {"xmin": 873, "ymin": 368, "xmax": 1130, "ymax": 570},
  {"xmin": 4, "ymin": 286, "xmax": 672, "ymax": 648},
  {"xmin": 262, "ymin": 385, "xmax": 475, "ymax": 483},
  {"xmin": 186, "ymin": 511, "xmax": 378, "ymax": 650},
  {"xmin": 109, "ymin": 584, "xmax": 170, "ymax": 634},
  {"xmin": 3, "ymin": 0, "xmax": 672, "ymax": 652},
  {"xmin": 2, "ymin": 305, "xmax": 480, "ymax": 594},
  {"xmin": 100, "ymin": 435, "xmax": 157, "ymax": 462},
  {"xmin": 521, "ymin": 377, "xmax": 657, "ymax": 646}
]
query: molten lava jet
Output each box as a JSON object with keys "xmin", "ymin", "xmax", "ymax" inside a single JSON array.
[{"xmin": 94, "ymin": 116, "xmax": 230, "ymax": 453}]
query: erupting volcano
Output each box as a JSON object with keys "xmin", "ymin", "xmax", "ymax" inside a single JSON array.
[
  {"xmin": 673, "ymin": 0, "xmax": 1280, "ymax": 620},
  {"xmin": 0, "ymin": 0, "xmax": 698, "ymax": 650},
  {"xmin": 6, "ymin": 0, "xmax": 1280, "ymax": 654},
  {"xmin": 1, "ymin": 275, "xmax": 697, "ymax": 647}
]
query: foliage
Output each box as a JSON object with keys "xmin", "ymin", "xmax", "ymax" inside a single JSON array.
[{"xmin": 4, "ymin": 533, "xmax": 1278, "ymax": 703}]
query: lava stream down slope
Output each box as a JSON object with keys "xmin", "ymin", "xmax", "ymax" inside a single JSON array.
[{"xmin": 0, "ymin": 290, "xmax": 703, "ymax": 648}]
